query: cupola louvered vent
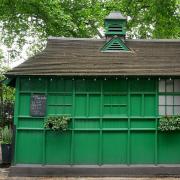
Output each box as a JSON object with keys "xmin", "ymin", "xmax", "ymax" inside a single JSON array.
[
  {"xmin": 101, "ymin": 37, "xmax": 130, "ymax": 52},
  {"xmin": 108, "ymin": 23, "xmax": 123, "ymax": 33}
]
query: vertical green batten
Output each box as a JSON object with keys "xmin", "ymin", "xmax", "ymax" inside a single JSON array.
[
  {"xmin": 142, "ymin": 94, "xmax": 144, "ymax": 117},
  {"xmin": 70, "ymin": 79, "xmax": 75, "ymax": 165},
  {"xmin": 155, "ymin": 78, "xmax": 158, "ymax": 165},
  {"xmin": 99, "ymin": 80, "xmax": 103, "ymax": 165},
  {"xmin": 127, "ymin": 79, "xmax": 130, "ymax": 165},
  {"xmin": 42, "ymin": 78, "xmax": 48, "ymax": 165},
  {"xmin": 13, "ymin": 77, "xmax": 20, "ymax": 165}
]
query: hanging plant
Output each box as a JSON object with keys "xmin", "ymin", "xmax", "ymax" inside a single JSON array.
[
  {"xmin": 159, "ymin": 115, "xmax": 180, "ymax": 131},
  {"xmin": 44, "ymin": 115, "xmax": 70, "ymax": 131}
]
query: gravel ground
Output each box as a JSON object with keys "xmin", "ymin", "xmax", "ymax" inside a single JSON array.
[{"xmin": 0, "ymin": 169, "xmax": 180, "ymax": 180}]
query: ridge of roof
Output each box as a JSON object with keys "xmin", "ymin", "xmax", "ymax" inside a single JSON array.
[{"xmin": 48, "ymin": 37, "xmax": 180, "ymax": 43}]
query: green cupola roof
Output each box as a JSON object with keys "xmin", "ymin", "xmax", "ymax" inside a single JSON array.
[{"xmin": 105, "ymin": 12, "xmax": 126, "ymax": 20}]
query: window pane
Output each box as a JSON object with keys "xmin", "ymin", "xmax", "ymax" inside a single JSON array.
[
  {"xmin": 174, "ymin": 96, "xmax": 180, "ymax": 105},
  {"xmin": 166, "ymin": 96, "xmax": 173, "ymax": 105},
  {"xmin": 174, "ymin": 79, "xmax": 180, "ymax": 92},
  {"xmin": 166, "ymin": 106, "xmax": 173, "ymax": 115},
  {"xmin": 159, "ymin": 96, "xmax": 165, "ymax": 105},
  {"xmin": 159, "ymin": 106, "xmax": 165, "ymax": 115},
  {"xmin": 166, "ymin": 80, "xmax": 173, "ymax": 92},
  {"xmin": 174, "ymin": 106, "xmax": 180, "ymax": 115},
  {"xmin": 159, "ymin": 80, "xmax": 165, "ymax": 92}
]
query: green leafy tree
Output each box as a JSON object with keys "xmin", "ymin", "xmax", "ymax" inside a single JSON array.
[
  {"xmin": 0, "ymin": 0, "xmax": 179, "ymax": 61},
  {"xmin": 0, "ymin": 49, "xmax": 15, "ymax": 103}
]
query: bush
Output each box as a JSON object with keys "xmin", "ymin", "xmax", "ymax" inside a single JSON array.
[
  {"xmin": 44, "ymin": 115, "xmax": 70, "ymax": 131},
  {"xmin": 159, "ymin": 115, "xmax": 180, "ymax": 131},
  {"xmin": 0, "ymin": 126, "xmax": 13, "ymax": 144}
]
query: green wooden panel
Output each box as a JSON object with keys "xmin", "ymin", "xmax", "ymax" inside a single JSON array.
[
  {"xmin": 19, "ymin": 78, "xmax": 31, "ymax": 91},
  {"xmin": 48, "ymin": 94, "xmax": 72, "ymax": 115},
  {"xmin": 158, "ymin": 131, "xmax": 180, "ymax": 164},
  {"xmin": 143, "ymin": 79, "xmax": 156, "ymax": 92},
  {"xmin": 19, "ymin": 93, "xmax": 30, "ymax": 116},
  {"xmin": 74, "ymin": 119, "xmax": 99, "ymax": 129},
  {"xmin": 110, "ymin": 95, "xmax": 127, "ymax": 105},
  {"xmin": 75, "ymin": 80, "xmax": 86, "ymax": 92},
  {"xmin": 130, "ymin": 79, "xmax": 144, "ymax": 92},
  {"xmin": 18, "ymin": 118, "xmax": 43, "ymax": 128},
  {"xmin": 64, "ymin": 106, "xmax": 72, "ymax": 114},
  {"xmin": 89, "ymin": 95, "xmax": 100, "ymax": 116},
  {"xmin": 75, "ymin": 95, "xmax": 87, "ymax": 117},
  {"xmin": 46, "ymin": 131, "xmax": 71, "ymax": 164},
  {"xmin": 19, "ymin": 78, "xmax": 46, "ymax": 92},
  {"xmin": 130, "ymin": 79, "xmax": 155, "ymax": 92},
  {"xmin": 131, "ymin": 132, "xmax": 155, "ymax": 164},
  {"xmin": 111, "ymin": 106, "xmax": 127, "ymax": 116},
  {"xmin": 87, "ymin": 79, "xmax": 101, "ymax": 92},
  {"xmin": 48, "ymin": 105, "xmax": 64, "ymax": 115},
  {"xmin": 130, "ymin": 119, "xmax": 155, "ymax": 129},
  {"xmin": 102, "ymin": 132, "xmax": 127, "ymax": 164},
  {"xmin": 16, "ymin": 131, "xmax": 43, "ymax": 163},
  {"xmin": 130, "ymin": 95, "xmax": 142, "ymax": 116},
  {"xmin": 64, "ymin": 80, "xmax": 73, "ymax": 92},
  {"xmin": 48, "ymin": 79, "xmax": 64, "ymax": 92},
  {"xmin": 144, "ymin": 95, "xmax": 156, "ymax": 116},
  {"xmin": 103, "ymin": 119, "xmax": 128, "ymax": 129},
  {"xmin": 104, "ymin": 95, "xmax": 128, "ymax": 116},
  {"xmin": 74, "ymin": 132, "xmax": 99, "ymax": 164},
  {"xmin": 48, "ymin": 94, "xmax": 63, "ymax": 104},
  {"xmin": 104, "ymin": 79, "xmax": 128, "ymax": 92},
  {"xmin": 31, "ymin": 78, "xmax": 46, "ymax": 92}
]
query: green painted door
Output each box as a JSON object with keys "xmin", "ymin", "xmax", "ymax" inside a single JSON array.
[{"xmin": 14, "ymin": 77, "xmax": 180, "ymax": 165}]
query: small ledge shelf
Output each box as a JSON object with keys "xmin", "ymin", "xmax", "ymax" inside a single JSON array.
[
  {"xmin": 130, "ymin": 128, "xmax": 156, "ymax": 131},
  {"xmin": 17, "ymin": 128, "xmax": 44, "ymax": 131},
  {"xmin": 18, "ymin": 116, "xmax": 45, "ymax": 119}
]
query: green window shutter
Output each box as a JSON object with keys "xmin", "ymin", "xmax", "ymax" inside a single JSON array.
[{"xmin": 101, "ymin": 37, "xmax": 130, "ymax": 52}]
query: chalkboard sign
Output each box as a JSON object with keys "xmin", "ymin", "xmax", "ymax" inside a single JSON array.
[{"xmin": 30, "ymin": 94, "xmax": 46, "ymax": 117}]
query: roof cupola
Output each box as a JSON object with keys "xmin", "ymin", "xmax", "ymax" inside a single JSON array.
[{"xmin": 105, "ymin": 12, "xmax": 127, "ymax": 40}]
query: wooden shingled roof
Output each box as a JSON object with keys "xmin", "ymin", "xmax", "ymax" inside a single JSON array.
[{"xmin": 6, "ymin": 37, "xmax": 180, "ymax": 77}]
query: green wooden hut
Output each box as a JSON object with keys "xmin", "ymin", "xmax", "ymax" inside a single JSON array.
[{"xmin": 5, "ymin": 12, "xmax": 180, "ymax": 176}]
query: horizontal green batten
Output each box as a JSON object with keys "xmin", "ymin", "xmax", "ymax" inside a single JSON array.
[
  {"xmin": 104, "ymin": 104, "xmax": 127, "ymax": 106},
  {"xmin": 48, "ymin": 104, "xmax": 72, "ymax": 106},
  {"xmin": 102, "ymin": 128, "xmax": 128, "ymax": 131}
]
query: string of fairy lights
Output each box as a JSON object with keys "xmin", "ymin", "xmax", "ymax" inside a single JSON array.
[{"xmin": 5, "ymin": 77, "xmax": 174, "ymax": 82}]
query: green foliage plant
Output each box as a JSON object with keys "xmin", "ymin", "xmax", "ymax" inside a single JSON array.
[
  {"xmin": 0, "ymin": 126, "xmax": 12, "ymax": 144},
  {"xmin": 159, "ymin": 115, "xmax": 180, "ymax": 131},
  {"xmin": 44, "ymin": 115, "xmax": 70, "ymax": 132}
]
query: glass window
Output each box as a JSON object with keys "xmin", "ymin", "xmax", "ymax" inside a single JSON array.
[
  {"xmin": 166, "ymin": 106, "xmax": 173, "ymax": 115},
  {"xmin": 159, "ymin": 106, "xmax": 165, "ymax": 115},
  {"xmin": 166, "ymin": 80, "xmax": 173, "ymax": 92},
  {"xmin": 174, "ymin": 79, "xmax": 180, "ymax": 92},
  {"xmin": 174, "ymin": 96, "xmax": 180, "ymax": 105},
  {"xmin": 158, "ymin": 79, "xmax": 180, "ymax": 115},
  {"xmin": 159, "ymin": 96, "xmax": 165, "ymax": 105},
  {"xmin": 159, "ymin": 80, "xmax": 165, "ymax": 92},
  {"xmin": 174, "ymin": 106, "xmax": 180, "ymax": 115},
  {"xmin": 166, "ymin": 96, "xmax": 173, "ymax": 105}
]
